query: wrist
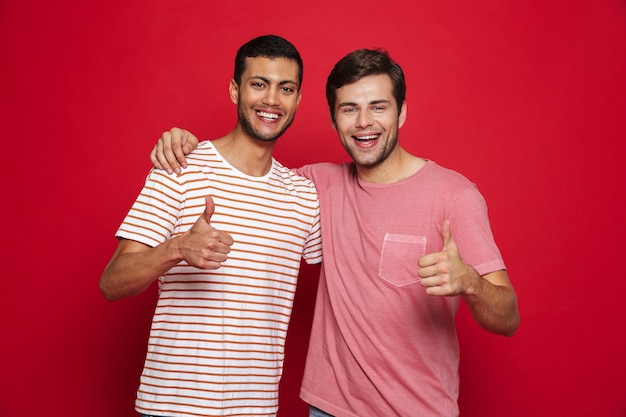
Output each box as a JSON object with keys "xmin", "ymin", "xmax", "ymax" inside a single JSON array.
[
  {"xmin": 462, "ymin": 265, "xmax": 483, "ymax": 297},
  {"xmin": 164, "ymin": 234, "xmax": 187, "ymax": 264}
]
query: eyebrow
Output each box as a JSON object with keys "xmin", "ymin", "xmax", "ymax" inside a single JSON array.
[
  {"xmin": 250, "ymin": 75, "xmax": 299, "ymax": 87},
  {"xmin": 338, "ymin": 99, "xmax": 391, "ymax": 107}
]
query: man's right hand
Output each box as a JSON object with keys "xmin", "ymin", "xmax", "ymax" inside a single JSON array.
[
  {"xmin": 150, "ymin": 127, "xmax": 200, "ymax": 175},
  {"xmin": 177, "ymin": 195, "xmax": 234, "ymax": 269}
]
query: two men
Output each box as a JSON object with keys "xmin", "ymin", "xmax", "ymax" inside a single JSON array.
[{"xmin": 152, "ymin": 48, "xmax": 519, "ymax": 417}]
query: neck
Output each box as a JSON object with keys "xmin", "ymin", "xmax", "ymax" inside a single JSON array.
[{"xmin": 213, "ymin": 128, "xmax": 277, "ymax": 177}]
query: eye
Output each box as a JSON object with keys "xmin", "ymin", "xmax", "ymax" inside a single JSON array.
[
  {"xmin": 281, "ymin": 86, "xmax": 295, "ymax": 94},
  {"xmin": 251, "ymin": 82, "xmax": 265, "ymax": 89}
]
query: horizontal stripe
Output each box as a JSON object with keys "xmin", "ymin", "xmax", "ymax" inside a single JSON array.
[{"xmin": 119, "ymin": 141, "xmax": 321, "ymax": 415}]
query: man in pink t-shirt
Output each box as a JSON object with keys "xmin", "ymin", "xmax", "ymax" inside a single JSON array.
[{"xmin": 151, "ymin": 49, "xmax": 520, "ymax": 417}]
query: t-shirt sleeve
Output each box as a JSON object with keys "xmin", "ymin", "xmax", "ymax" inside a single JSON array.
[
  {"xmin": 115, "ymin": 169, "xmax": 183, "ymax": 247},
  {"xmin": 447, "ymin": 185, "xmax": 506, "ymax": 276},
  {"xmin": 302, "ymin": 194, "xmax": 322, "ymax": 265}
]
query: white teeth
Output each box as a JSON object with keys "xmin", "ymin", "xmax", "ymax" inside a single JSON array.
[
  {"xmin": 356, "ymin": 135, "xmax": 378, "ymax": 141},
  {"xmin": 257, "ymin": 111, "xmax": 279, "ymax": 120}
]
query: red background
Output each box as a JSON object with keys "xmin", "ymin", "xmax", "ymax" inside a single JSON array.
[{"xmin": 1, "ymin": 1, "xmax": 625, "ymax": 416}]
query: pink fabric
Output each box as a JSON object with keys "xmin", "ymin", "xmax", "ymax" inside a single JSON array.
[{"xmin": 296, "ymin": 161, "xmax": 505, "ymax": 417}]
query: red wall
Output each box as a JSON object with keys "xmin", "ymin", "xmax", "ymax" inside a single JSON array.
[{"xmin": 1, "ymin": 1, "xmax": 625, "ymax": 416}]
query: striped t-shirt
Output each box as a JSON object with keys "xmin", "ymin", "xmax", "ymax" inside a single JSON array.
[{"xmin": 116, "ymin": 140, "xmax": 322, "ymax": 417}]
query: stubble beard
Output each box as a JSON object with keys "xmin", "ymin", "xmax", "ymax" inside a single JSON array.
[
  {"xmin": 238, "ymin": 101, "xmax": 296, "ymax": 143},
  {"xmin": 345, "ymin": 130, "xmax": 399, "ymax": 168}
]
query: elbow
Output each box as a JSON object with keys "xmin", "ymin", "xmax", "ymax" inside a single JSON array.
[
  {"xmin": 499, "ymin": 311, "xmax": 521, "ymax": 337},
  {"xmin": 502, "ymin": 323, "xmax": 519, "ymax": 337},
  {"xmin": 483, "ymin": 321, "xmax": 519, "ymax": 337},
  {"xmin": 479, "ymin": 306, "xmax": 520, "ymax": 337},
  {"xmin": 505, "ymin": 299, "xmax": 521, "ymax": 336},
  {"xmin": 101, "ymin": 292, "xmax": 118, "ymax": 302},
  {"xmin": 99, "ymin": 277, "xmax": 120, "ymax": 302}
]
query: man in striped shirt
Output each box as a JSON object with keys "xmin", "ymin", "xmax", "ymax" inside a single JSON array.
[{"xmin": 100, "ymin": 35, "xmax": 322, "ymax": 417}]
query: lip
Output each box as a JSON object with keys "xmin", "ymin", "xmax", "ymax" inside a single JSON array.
[
  {"xmin": 351, "ymin": 132, "xmax": 380, "ymax": 148},
  {"xmin": 255, "ymin": 109, "xmax": 283, "ymax": 123},
  {"xmin": 353, "ymin": 133, "xmax": 380, "ymax": 141}
]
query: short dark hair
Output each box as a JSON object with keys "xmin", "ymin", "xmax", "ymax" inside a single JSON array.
[
  {"xmin": 234, "ymin": 35, "xmax": 303, "ymax": 89},
  {"xmin": 326, "ymin": 49, "xmax": 406, "ymax": 122}
]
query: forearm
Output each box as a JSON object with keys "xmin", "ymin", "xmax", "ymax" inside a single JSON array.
[
  {"xmin": 462, "ymin": 271, "xmax": 520, "ymax": 336},
  {"xmin": 99, "ymin": 238, "xmax": 184, "ymax": 301}
]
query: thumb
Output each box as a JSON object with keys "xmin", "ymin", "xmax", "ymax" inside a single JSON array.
[
  {"xmin": 180, "ymin": 130, "xmax": 189, "ymax": 153},
  {"xmin": 441, "ymin": 219, "xmax": 453, "ymax": 248},
  {"xmin": 203, "ymin": 196, "xmax": 215, "ymax": 223},
  {"xmin": 182, "ymin": 130, "xmax": 200, "ymax": 155},
  {"xmin": 181, "ymin": 130, "xmax": 191, "ymax": 154}
]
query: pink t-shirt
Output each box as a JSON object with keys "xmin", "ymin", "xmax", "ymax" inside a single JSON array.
[{"xmin": 296, "ymin": 160, "xmax": 505, "ymax": 417}]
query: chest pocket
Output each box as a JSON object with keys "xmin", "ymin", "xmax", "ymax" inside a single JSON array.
[{"xmin": 379, "ymin": 234, "xmax": 426, "ymax": 287}]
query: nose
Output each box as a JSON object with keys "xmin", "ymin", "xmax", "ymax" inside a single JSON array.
[
  {"xmin": 355, "ymin": 109, "xmax": 373, "ymax": 128},
  {"xmin": 262, "ymin": 86, "xmax": 280, "ymax": 106}
]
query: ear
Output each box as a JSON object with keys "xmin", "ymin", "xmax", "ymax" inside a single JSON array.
[
  {"xmin": 229, "ymin": 79, "xmax": 239, "ymax": 104},
  {"xmin": 398, "ymin": 100, "xmax": 408, "ymax": 128},
  {"xmin": 329, "ymin": 112, "xmax": 337, "ymax": 132},
  {"xmin": 295, "ymin": 89, "xmax": 303, "ymax": 109}
]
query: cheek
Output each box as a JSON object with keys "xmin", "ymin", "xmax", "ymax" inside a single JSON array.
[
  {"xmin": 333, "ymin": 117, "xmax": 351, "ymax": 133},
  {"xmin": 336, "ymin": 126, "xmax": 351, "ymax": 140},
  {"xmin": 284, "ymin": 96, "xmax": 300, "ymax": 113}
]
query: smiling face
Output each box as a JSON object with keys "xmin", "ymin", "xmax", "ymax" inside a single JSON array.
[
  {"xmin": 231, "ymin": 56, "xmax": 302, "ymax": 143},
  {"xmin": 332, "ymin": 74, "xmax": 407, "ymax": 169}
]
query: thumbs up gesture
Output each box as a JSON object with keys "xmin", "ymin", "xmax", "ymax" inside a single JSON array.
[
  {"xmin": 417, "ymin": 220, "xmax": 479, "ymax": 296},
  {"xmin": 177, "ymin": 196, "xmax": 234, "ymax": 269}
]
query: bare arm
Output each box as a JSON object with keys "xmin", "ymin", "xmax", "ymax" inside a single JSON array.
[
  {"xmin": 100, "ymin": 238, "xmax": 192, "ymax": 301},
  {"xmin": 150, "ymin": 127, "xmax": 200, "ymax": 175},
  {"xmin": 99, "ymin": 196, "xmax": 233, "ymax": 301},
  {"xmin": 418, "ymin": 220, "xmax": 520, "ymax": 336},
  {"xmin": 461, "ymin": 269, "xmax": 519, "ymax": 336}
]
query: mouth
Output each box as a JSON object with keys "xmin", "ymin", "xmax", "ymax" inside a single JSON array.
[
  {"xmin": 256, "ymin": 110, "xmax": 282, "ymax": 122},
  {"xmin": 353, "ymin": 133, "xmax": 380, "ymax": 142},
  {"xmin": 350, "ymin": 132, "xmax": 381, "ymax": 149}
]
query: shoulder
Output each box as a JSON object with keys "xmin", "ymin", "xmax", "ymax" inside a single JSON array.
[
  {"xmin": 266, "ymin": 165, "xmax": 320, "ymax": 213},
  {"xmin": 185, "ymin": 140, "xmax": 218, "ymax": 166},
  {"xmin": 422, "ymin": 160, "xmax": 477, "ymax": 190},
  {"xmin": 272, "ymin": 160, "xmax": 318, "ymax": 194},
  {"xmin": 178, "ymin": 140, "xmax": 229, "ymax": 180},
  {"xmin": 416, "ymin": 161, "xmax": 490, "ymax": 211},
  {"xmin": 295, "ymin": 162, "xmax": 352, "ymax": 184}
]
